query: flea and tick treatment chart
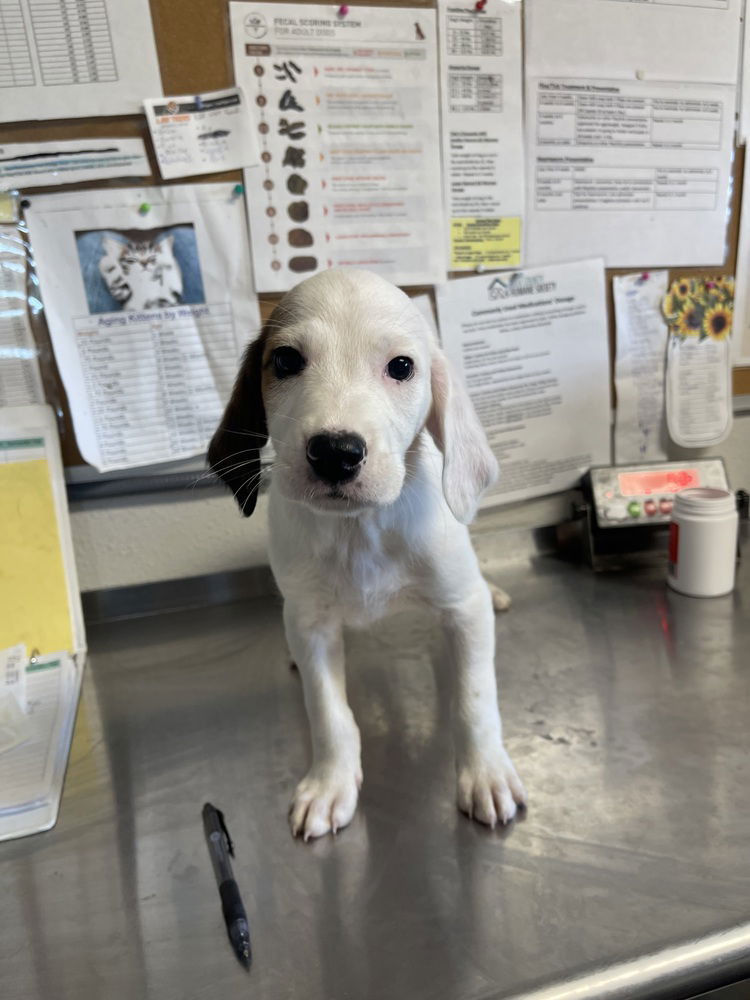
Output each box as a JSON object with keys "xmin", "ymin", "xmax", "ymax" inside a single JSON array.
[
  {"xmin": 0, "ymin": 0, "xmax": 162, "ymax": 121},
  {"xmin": 524, "ymin": 0, "xmax": 741, "ymax": 267}
]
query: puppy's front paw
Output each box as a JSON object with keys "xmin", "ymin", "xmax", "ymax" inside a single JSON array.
[
  {"xmin": 289, "ymin": 764, "xmax": 362, "ymax": 841},
  {"xmin": 457, "ymin": 751, "xmax": 526, "ymax": 828}
]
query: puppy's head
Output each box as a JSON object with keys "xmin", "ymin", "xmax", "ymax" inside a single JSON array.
[{"xmin": 209, "ymin": 269, "xmax": 496, "ymax": 522}]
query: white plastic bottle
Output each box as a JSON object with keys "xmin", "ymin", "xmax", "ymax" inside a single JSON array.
[{"xmin": 667, "ymin": 488, "xmax": 738, "ymax": 597}]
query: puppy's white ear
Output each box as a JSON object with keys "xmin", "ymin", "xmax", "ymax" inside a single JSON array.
[{"xmin": 426, "ymin": 348, "xmax": 498, "ymax": 523}]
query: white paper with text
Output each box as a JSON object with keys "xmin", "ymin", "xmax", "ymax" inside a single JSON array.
[
  {"xmin": 666, "ymin": 335, "xmax": 733, "ymax": 447},
  {"xmin": 25, "ymin": 184, "xmax": 260, "ymax": 471},
  {"xmin": 437, "ymin": 0, "xmax": 524, "ymax": 270},
  {"xmin": 230, "ymin": 2, "xmax": 446, "ymax": 291},
  {"xmin": 144, "ymin": 88, "xmax": 260, "ymax": 180},
  {"xmin": 524, "ymin": 0, "xmax": 740, "ymax": 267},
  {"xmin": 0, "ymin": 139, "xmax": 150, "ymax": 190},
  {"xmin": 613, "ymin": 271, "xmax": 669, "ymax": 463},
  {"xmin": 1, "ymin": 0, "xmax": 162, "ymax": 123},
  {"xmin": 436, "ymin": 258, "xmax": 611, "ymax": 507}
]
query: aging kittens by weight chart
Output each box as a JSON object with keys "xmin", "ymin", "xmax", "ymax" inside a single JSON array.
[{"xmin": 74, "ymin": 303, "xmax": 237, "ymax": 470}]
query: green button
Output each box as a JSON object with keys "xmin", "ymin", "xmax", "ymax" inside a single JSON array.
[{"xmin": 627, "ymin": 501, "xmax": 641, "ymax": 517}]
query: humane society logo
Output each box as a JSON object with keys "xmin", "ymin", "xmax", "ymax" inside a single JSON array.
[{"xmin": 487, "ymin": 273, "xmax": 556, "ymax": 300}]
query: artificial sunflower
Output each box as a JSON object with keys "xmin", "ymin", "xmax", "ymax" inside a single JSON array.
[
  {"xmin": 673, "ymin": 278, "xmax": 694, "ymax": 299},
  {"xmin": 712, "ymin": 276, "xmax": 735, "ymax": 299},
  {"xmin": 703, "ymin": 304, "xmax": 732, "ymax": 341},
  {"xmin": 677, "ymin": 305, "xmax": 703, "ymax": 337}
]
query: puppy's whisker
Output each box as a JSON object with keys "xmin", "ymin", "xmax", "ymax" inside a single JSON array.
[
  {"xmin": 200, "ymin": 461, "xmax": 270, "ymax": 491},
  {"xmin": 220, "ymin": 429, "xmax": 271, "ymax": 440},
  {"xmin": 233, "ymin": 468, "xmax": 271, "ymax": 507},
  {"xmin": 198, "ymin": 459, "xmax": 255, "ymax": 483}
]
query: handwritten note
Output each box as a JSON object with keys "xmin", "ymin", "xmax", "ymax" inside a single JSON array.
[{"xmin": 144, "ymin": 88, "xmax": 259, "ymax": 180}]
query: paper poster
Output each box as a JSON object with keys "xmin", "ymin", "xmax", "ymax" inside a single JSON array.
[
  {"xmin": 144, "ymin": 88, "xmax": 260, "ymax": 180},
  {"xmin": 437, "ymin": 0, "xmax": 524, "ymax": 270},
  {"xmin": 613, "ymin": 271, "xmax": 669, "ymax": 463},
  {"xmin": 25, "ymin": 184, "xmax": 261, "ymax": 472},
  {"xmin": 524, "ymin": 0, "xmax": 740, "ymax": 267},
  {"xmin": 0, "ymin": 139, "xmax": 150, "ymax": 190},
  {"xmin": 230, "ymin": 2, "xmax": 446, "ymax": 291},
  {"xmin": 0, "ymin": 225, "xmax": 45, "ymax": 407},
  {"xmin": 662, "ymin": 276, "xmax": 733, "ymax": 447},
  {"xmin": 436, "ymin": 258, "xmax": 611, "ymax": 507},
  {"xmin": 1, "ymin": 0, "xmax": 162, "ymax": 123}
]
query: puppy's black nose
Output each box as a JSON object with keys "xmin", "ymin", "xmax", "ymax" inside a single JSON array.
[{"xmin": 306, "ymin": 432, "xmax": 366, "ymax": 484}]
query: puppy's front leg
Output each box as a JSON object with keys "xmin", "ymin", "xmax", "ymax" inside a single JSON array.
[
  {"xmin": 284, "ymin": 602, "xmax": 362, "ymax": 840},
  {"xmin": 442, "ymin": 582, "xmax": 526, "ymax": 828}
]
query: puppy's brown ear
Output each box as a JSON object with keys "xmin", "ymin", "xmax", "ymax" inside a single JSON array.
[
  {"xmin": 426, "ymin": 347, "xmax": 498, "ymax": 524},
  {"xmin": 208, "ymin": 327, "xmax": 269, "ymax": 516}
]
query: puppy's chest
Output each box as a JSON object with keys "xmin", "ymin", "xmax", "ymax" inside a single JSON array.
[{"xmin": 314, "ymin": 524, "xmax": 417, "ymax": 620}]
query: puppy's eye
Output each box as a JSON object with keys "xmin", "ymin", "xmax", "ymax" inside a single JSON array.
[
  {"xmin": 387, "ymin": 356, "xmax": 414, "ymax": 381},
  {"xmin": 273, "ymin": 346, "xmax": 305, "ymax": 378}
]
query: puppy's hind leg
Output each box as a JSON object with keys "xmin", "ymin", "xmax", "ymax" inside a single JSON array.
[
  {"xmin": 487, "ymin": 579, "xmax": 512, "ymax": 612},
  {"xmin": 284, "ymin": 602, "xmax": 362, "ymax": 841}
]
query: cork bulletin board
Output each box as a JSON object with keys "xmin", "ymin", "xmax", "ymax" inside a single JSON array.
[{"xmin": 3, "ymin": 0, "xmax": 748, "ymax": 468}]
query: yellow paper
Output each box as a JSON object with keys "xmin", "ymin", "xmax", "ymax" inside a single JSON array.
[
  {"xmin": 0, "ymin": 191, "xmax": 17, "ymax": 223},
  {"xmin": 0, "ymin": 459, "xmax": 73, "ymax": 655},
  {"xmin": 450, "ymin": 217, "xmax": 521, "ymax": 270}
]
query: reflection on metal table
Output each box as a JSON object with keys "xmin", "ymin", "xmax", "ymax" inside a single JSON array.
[{"xmin": 1, "ymin": 537, "xmax": 749, "ymax": 1000}]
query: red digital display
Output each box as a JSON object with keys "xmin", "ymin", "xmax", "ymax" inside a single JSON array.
[{"xmin": 618, "ymin": 468, "xmax": 700, "ymax": 497}]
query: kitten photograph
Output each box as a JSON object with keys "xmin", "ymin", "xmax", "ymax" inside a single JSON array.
[
  {"xmin": 98, "ymin": 234, "xmax": 183, "ymax": 311},
  {"xmin": 75, "ymin": 224, "xmax": 206, "ymax": 315}
]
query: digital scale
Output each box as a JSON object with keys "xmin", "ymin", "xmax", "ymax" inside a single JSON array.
[{"xmin": 576, "ymin": 458, "xmax": 731, "ymax": 570}]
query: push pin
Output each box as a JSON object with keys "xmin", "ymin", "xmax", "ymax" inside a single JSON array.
[
  {"xmin": 138, "ymin": 202, "xmax": 151, "ymax": 216},
  {"xmin": 195, "ymin": 95, "xmax": 204, "ymax": 111},
  {"xmin": 338, "ymin": 4, "xmax": 349, "ymax": 16},
  {"xmin": 232, "ymin": 182, "xmax": 244, "ymax": 199},
  {"xmin": 476, "ymin": 262, "xmax": 485, "ymax": 274},
  {"xmin": 641, "ymin": 271, "xmax": 650, "ymax": 281},
  {"xmin": 475, "ymin": 0, "xmax": 487, "ymax": 11}
]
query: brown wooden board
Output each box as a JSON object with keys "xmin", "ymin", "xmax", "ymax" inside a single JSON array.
[{"xmin": 1, "ymin": 0, "xmax": 747, "ymax": 467}]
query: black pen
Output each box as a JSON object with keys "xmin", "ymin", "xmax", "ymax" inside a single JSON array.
[{"xmin": 202, "ymin": 803, "xmax": 251, "ymax": 968}]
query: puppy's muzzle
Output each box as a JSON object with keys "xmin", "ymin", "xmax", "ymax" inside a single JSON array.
[{"xmin": 306, "ymin": 432, "xmax": 366, "ymax": 485}]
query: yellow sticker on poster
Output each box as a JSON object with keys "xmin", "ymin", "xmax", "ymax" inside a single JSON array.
[
  {"xmin": 0, "ymin": 457, "xmax": 73, "ymax": 655},
  {"xmin": 450, "ymin": 217, "xmax": 521, "ymax": 270}
]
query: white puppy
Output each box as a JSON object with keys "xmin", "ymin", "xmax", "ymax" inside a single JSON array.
[{"xmin": 209, "ymin": 269, "xmax": 526, "ymax": 840}]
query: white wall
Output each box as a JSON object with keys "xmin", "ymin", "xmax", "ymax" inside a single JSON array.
[{"xmin": 70, "ymin": 413, "xmax": 750, "ymax": 592}]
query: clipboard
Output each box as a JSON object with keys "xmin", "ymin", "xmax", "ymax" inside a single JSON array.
[{"xmin": 0, "ymin": 404, "xmax": 86, "ymax": 840}]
